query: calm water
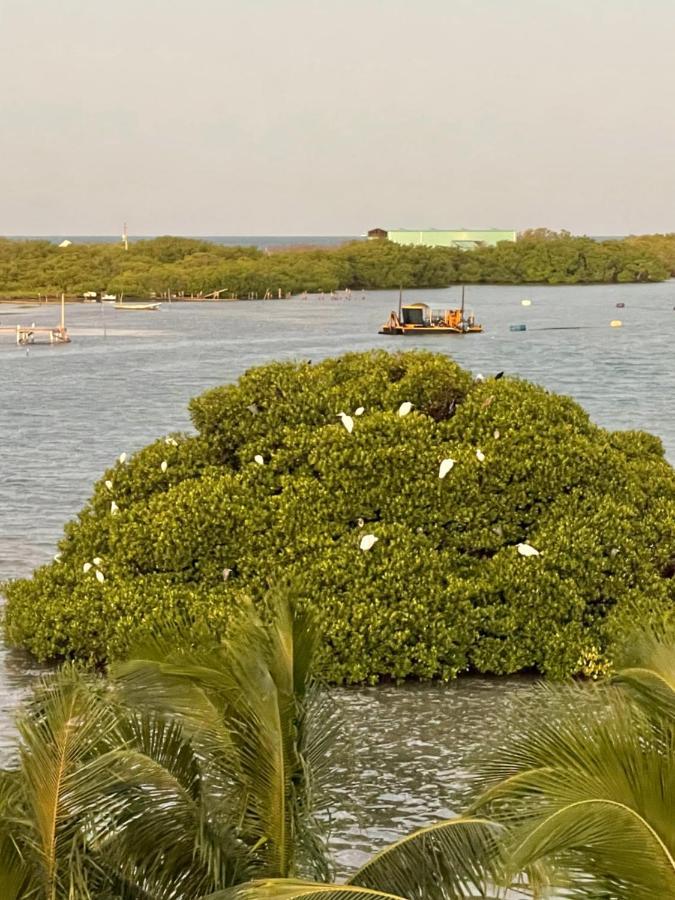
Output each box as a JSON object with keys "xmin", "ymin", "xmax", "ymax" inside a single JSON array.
[{"xmin": 1, "ymin": 283, "xmax": 673, "ymax": 869}]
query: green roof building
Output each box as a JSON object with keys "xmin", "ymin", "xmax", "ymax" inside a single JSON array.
[{"xmin": 368, "ymin": 227, "xmax": 517, "ymax": 249}]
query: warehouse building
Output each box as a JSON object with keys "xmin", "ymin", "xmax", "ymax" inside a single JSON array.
[{"xmin": 367, "ymin": 227, "xmax": 517, "ymax": 249}]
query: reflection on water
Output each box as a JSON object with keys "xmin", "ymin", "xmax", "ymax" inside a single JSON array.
[
  {"xmin": 329, "ymin": 677, "xmax": 535, "ymax": 872},
  {"xmin": 0, "ymin": 284, "xmax": 673, "ymax": 869}
]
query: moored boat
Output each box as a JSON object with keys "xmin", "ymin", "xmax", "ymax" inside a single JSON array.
[
  {"xmin": 379, "ymin": 288, "xmax": 483, "ymax": 336},
  {"xmin": 114, "ymin": 301, "xmax": 161, "ymax": 311}
]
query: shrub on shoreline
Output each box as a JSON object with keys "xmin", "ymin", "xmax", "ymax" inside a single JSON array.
[{"xmin": 4, "ymin": 350, "xmax": 675, "ymax": 680}]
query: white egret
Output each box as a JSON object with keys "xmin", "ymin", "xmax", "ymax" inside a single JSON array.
[
  {"xmin": 493, "ymin": 429, "xmax": 501, "ymax": 439},
  {"xmin": 439, "ymin": 458, "xmax": 456, "ymax": 479},
  {"xmin": 476, "ymin": 449, "xmax": 486, "ymax": 462},
  {"xmin": 104, "ymin": 480, "xmax": 113, "ymax": 491},
  {"xmin": 54, "ymin": 553, "xmax": 62, "ymax": 562},
  {"xmin": 165, "ymin": 437, "xmax": 178, "ymax": 446},
  {"xmin": 354, "ymin": 407, "xmax": 365, "ymax": 416},
  {"xmin": 222, "ymin": 568, "xmax": 232, "ymax": 581},
  {"xmin": 93, "ymin": 557, "xmax": 102, "ymax": 566},
  {"xmin": 95, "ymin": 570, "xmax": 105, "ymax": 583},
  {"xmin": 160, "ymin": 460, "xmax": 168, "ymax": 473},
  {"xmin": 357, "ymin": 517, "xmax": 365, "ymax": 527},
  {"xmin": 360, "ymin": 534, "xmax": 379, "ymax": 551},
  {"xmin": 254, "ymin": 455, "xmax": 264, "ymax": 466},
  {"xmin": 398, "ymin": 401, "xmax": 413, "ymax": 417},
  {"xmin": 474, "ymin": 374, "xmax": 485, "ymax": 383},
  {"xmin": 83, "ymin": 562, "xmax": 92, "ymax": 573},
  {"xmin": 119, "ymin": 452, "xmax": 127, "ymax": 464},
  {"xmin": 110, "ymin": 501, "xmax": 119, "ymax": 515},
  {"xmin": 517, "ymin": 542, "xmax": 540, "ymax": 557},
  {"xmin": 337, "ymin": 412, "xmax": 354, "ymax": 433}
]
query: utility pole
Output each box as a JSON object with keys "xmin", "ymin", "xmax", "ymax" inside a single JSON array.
[{"xmin": 122, "ymin": 222, "xmax": 129, "ymax": 251}]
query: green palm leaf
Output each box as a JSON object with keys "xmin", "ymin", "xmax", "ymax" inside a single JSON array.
[
  {"xmin": 473, "ymin": 678, "xmax": 675, "ymax": 899},
  {"xmin": 347, "ymin": 816, "xmax": 506, "ymax": 900},
  {"xmin": 201, "ymin": 878, "xmax": 408, "ymax": 900},
  {"xmin": 114, "ymin": 582, "xmax": 336, "ymax": 882}
]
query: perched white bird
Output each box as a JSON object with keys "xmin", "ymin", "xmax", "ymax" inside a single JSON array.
[
  {"xmin": 165, "ymin": 437, "xmax": 178, "ymax": 446},
  {"xmin": 54, "ymin": 553, "xmax": 62, "ymax": 562},
  {"xmin": 439, "ymin": 458, "xmax": 456, "ymax": 479},
  {"xmin": 357, "ymin": 517, "xmax": 365, "ymax": 527},
  {"xmin": 476, "ymin": 449, "xmax": 486, "ymax": 462},
  {"xmin": 160, "ymin": 460, "xmax": 168, "ymax": 473},
  {"xmin": 118, "ymin": 452, "xmax": 127, "ymax": 464},
  {"xmin": 474, "ymin": 373, "xmax": 485, "ymax": 383},
  {"xmin": 222, "ymin": 567, "xmax": 232, "ymax": 581},
  {"xmin": 354, "ymin": 407, "xmax": 365, "ymax": 416},
  {"xmin": 93, "ymin": 557, "xmax": 102, "ymax": 566},
  {"xmin": 398, "ymin": 401, "xmax": 413, "ymax": 417},
  {"xmin": 337, "ymin": 412, "xmax": 354, "ymax": 433},
  {"xmin": 83, "ymin": 562, "xmax": 92, "ymax": 573},
  {"xmin": 104, "ymin": 480, "xmax": 113, "ymax": 491},
  {"xmin": 517, "ymin": 542, "xmax": 540, "ymax": 557},
  {"xmin": 95, "ymin": 570, "xmax": 105, "ymax": 583},
  {"xmin": 110, "ymin": 501, "xmax": 119, "ymax": 515},
  {"xmin": 493, "ymin": 429, "xmax": 501, "ymax": 440},
  {"xmin": 360, "ymin": 534, "xmax": 379, "ymax": 551},
  {"xmin": 254, "ymin": 454, "xmax": 264, "ymax": 466}
]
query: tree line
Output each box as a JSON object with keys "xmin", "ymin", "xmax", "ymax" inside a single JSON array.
[{"xmin": 0, "ymin": 230, "xmax": 671, "ymax": 298}]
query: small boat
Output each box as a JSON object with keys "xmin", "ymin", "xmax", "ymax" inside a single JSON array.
[
  {"xmin": 379, "ymin": 287, "xmax": 483, "ymax": 336},
  {"xmin": 101, "ymin": 293, "xmax": 117, "ymax": 304},
  {"xmin": 114, "ymin": 301, "xmax": 161, "ymax": 311}
]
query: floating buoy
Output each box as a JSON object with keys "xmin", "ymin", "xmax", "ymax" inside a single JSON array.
[
  {"xmin": 616, "ymin": 302, "xmax": 625, "ymax": 308},
  {"xmin": 509, "ymin": 324, "xmax": 527, "ymax": 332},
  {"xmin": 610, "ymin": 320, "xmax": 623, "ymax": 328},
  {"xmin": 521, "ymin": 299, "xmax": 532, "ymax": 307}
]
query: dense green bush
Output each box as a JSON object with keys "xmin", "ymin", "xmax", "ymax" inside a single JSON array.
[{"xmin": 4, "ymin": 350, "xmax": 675, "ymax": 681}]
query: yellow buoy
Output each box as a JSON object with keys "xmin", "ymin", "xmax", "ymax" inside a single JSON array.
[
  {"xmin": 521, "ymin": 299, "xmax": 532, "ymax": 307},
  {"xmin": 610, "ymin": 320, "xmax": 623, "ymax": 328}
]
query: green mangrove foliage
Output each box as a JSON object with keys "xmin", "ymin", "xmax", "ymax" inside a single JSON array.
[
  {"xmin": 5, "ymin": 350, "xmax": 675, "ymax": 681},
  {"xmin": 0, "ymin": 230, "xmax": 668, "ymax": 297}
]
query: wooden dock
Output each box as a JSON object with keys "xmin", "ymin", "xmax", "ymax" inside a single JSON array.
[
  {"xmin": 0, "ymin": 294, "xmax": 70, "ymax": 344},
  {"xmin": 0, "ymin": 324, "xmax": 70, "ymax": 344}
]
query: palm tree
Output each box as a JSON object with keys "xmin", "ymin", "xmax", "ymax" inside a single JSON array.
[
  {"xmin": 112, "ymin": 581, "xmax": 337, "ymax": 883},
  {"xmin": 0, "ymin": 584, "xmax": 335, "ymax": 897}
]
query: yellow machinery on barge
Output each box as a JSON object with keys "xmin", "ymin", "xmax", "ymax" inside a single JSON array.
[{"xmin": 379, "ymin": 287, "xmax": 483, "ymax": 336}]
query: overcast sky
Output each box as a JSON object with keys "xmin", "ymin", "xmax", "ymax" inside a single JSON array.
[{"xmin": 1, "ymin": 0, "xmax": 674, "ymax": 235}]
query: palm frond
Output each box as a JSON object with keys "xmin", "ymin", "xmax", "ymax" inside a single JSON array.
[
  {"xmin": 472, "ymin": 678, "xmax": 675, "ymax": 898},
  {"xmin": 113, "ymin": 582, "xmax": 336, "ymax": 881},
  {"xmin": 201, "ymin": 878, "xmax": 409, "ymax": 900},
  {"xmin": 511, "ymin": 798, "xmax": 675, "ymax": 900},
  {"xmin": 613, "ymin": 629, "xmax": 675, "ymax": 721},
  {"xmin": 347, "ymin": 816, "xmax": 506, "ymax": 900},
  {"xmin": 15, "ymin": 664, "xmax": 124, "ymax": 898}
]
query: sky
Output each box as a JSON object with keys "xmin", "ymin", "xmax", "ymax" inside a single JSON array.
[{"xmin": 1, "ymin": 0, "xmax": 675, "ymax": 236}]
